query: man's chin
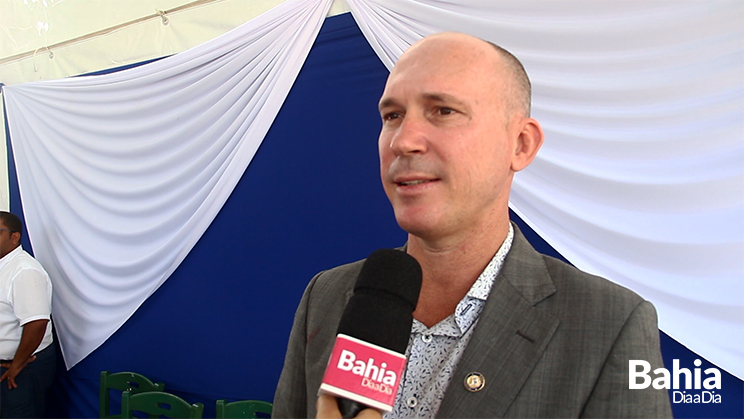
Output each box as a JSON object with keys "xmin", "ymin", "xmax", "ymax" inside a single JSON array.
[{"xmin": 394, "ymin": 216, "xmax": 445, "ymax": 241}]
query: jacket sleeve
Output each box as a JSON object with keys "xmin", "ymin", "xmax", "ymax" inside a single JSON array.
[
  {"xmin": 272, "ymin": 272, "xmax": 320, "ymax": 419},
  {"xmin": 580, "ymin": 300, "xmax": 673, "ymax": 418}
]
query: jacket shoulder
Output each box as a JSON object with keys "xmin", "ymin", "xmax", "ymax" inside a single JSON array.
[
  {"xmin": 540, "ymin": 254, "xmax": 645, "ymax": 316},
  {"xmin": 308, "ymin": 258, "xmax": 365, "ymax": 301}
]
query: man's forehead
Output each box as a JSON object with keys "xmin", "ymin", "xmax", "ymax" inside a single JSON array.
[{"xmin": 379, "ymin": 51, "xmax": 500, "ymax": 109}]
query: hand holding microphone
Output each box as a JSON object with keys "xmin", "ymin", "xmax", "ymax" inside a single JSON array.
[
  {"xmin": 318, "ymin": 249, "xmax": 422, "ymax": 418},
  {"xmin": 316, "ymin": 393, "xmax": 382, "ymax": 419}
]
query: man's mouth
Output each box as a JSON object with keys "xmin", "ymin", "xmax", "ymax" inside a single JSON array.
[{"xmin": 398, "ymin": 179, "xmax": 434, "ymax": 186}]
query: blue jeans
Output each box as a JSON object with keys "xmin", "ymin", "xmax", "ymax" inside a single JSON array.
[{"xmin": 0, "ymin": 344, "xmax": 57, "ymax": 418}]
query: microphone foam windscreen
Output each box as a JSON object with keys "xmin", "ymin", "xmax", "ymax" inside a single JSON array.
[{"xmin": 337, "ymin": 249, "xmax": 422, "ymax": 354}]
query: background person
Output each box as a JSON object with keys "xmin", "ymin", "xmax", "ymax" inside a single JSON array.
[{"xmin": 0, "ymin": 211, "xmax": 56, "ymax": 418}]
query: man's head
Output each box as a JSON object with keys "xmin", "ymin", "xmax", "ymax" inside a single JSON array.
[
  {"xmin": 0, "ymin": 211, "xmax": 22, "ymax": 259},
  {"xmin": 377, "ymin": 32, "xmax": 544, "ymax": 244}
]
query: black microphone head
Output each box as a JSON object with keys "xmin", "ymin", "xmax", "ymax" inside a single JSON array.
[{"xmin": 337, "ymin": 249, "xmax": 422, "ymax": 354}]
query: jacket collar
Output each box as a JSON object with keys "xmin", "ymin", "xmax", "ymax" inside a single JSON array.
[{"xmin": 436, "ymin": 223, "xmax": 560, "ymax": 417}]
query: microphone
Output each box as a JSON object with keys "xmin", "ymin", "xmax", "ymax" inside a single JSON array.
[{"xmin": 319, "ymin": 249, "xmax": 422, "ymax": 418}]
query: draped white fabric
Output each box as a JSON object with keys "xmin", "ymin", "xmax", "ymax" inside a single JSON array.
[
  {"xmin": 3, "ymin": 0, "xmax": 333, "ymax": 368},
  {"xmin": 347, "ymin": 0, "xmax": 744, "ymax": 378}
]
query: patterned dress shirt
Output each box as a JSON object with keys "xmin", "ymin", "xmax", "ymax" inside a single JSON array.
[{"xmin": 384, "ymin": 225, "xmax": 514, "ymax": 419}]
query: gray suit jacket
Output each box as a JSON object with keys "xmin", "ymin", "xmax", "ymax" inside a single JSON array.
[{"xmin": 273, "ymin": 225, "xmax": 672, "ymax": 418}]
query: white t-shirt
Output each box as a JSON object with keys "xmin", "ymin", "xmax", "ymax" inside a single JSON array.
[{"xmin": 0, "ymin": 246, "xmax": 53, "ymax": 359}]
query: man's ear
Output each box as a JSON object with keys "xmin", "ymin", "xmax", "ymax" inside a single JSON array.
[
  {"xmin": 10, "ymin": 231, "xmax": 21, "ymax": 246},
  {"xmin": 511, "ymin": 117, "xmax": 544, "ymax": 172}
]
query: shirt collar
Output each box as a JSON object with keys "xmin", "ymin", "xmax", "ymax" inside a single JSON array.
[
  {"xmin": 467, "ymin": 223, "xmax": 514, "ymax": 301},
  {"xmin": 451, "ymin": 224, "xmax": 514, "ymax": 333}
]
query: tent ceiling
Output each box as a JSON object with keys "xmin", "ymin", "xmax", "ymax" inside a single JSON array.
[{"xmin": 0, "ymin": 0, "xmax": 349, "ymax": 85}]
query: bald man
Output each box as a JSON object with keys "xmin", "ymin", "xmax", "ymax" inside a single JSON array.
[{"xmin": 273, "ymin": 32, "xmax": 672, "ymax": 418}]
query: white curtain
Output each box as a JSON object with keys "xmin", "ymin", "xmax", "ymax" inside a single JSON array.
[
  {"xmin": 3, "ymin": 0, "xmax": 333, "ymax": 368},
  {"xmin": 347, "ymin": 0, "xmax": 744, "ymax": 379}
]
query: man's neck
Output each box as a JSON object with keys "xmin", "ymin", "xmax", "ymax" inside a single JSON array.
[
  {"xmin": 407, "ymin": 218, "xmax": 511, "ymax": 327},
  {"xmin": 0, "ymin": 245, "xmax": 21, "ymax": 261}
]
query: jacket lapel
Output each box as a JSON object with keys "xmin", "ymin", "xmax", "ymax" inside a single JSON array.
[{"xmin": 436, "ymin": 225, "xmax": 560, "ymax": 418}]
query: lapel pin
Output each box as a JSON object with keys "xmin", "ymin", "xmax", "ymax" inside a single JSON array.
[{"xmin": 464, "ymin": 372, "xmax": 486, "ymax": 392}]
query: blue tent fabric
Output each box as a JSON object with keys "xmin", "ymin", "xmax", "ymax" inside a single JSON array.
[{"xmin": 3, "ymin": 12, "xmax": 741, "ymax": 419}]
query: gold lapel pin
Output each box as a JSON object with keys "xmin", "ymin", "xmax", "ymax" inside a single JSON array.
[{"xmin": 464, "ymin": 372, "xmax": 486, "ymax": 392}]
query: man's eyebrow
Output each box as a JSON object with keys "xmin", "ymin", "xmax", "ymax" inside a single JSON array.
[
  {"xmin": 422, "ymin": 92, "xmax": 467, "ymax": 106},
  {"xmin": 379, "ymin": 92, "xmax": 467, "ymax": 111}
]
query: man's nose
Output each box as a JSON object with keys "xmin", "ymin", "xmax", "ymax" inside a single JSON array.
[{"xmin": 388, "ymin": 115, "xmax": 428, "ymax": 156}]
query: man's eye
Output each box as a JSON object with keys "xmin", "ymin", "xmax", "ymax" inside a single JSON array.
[
  {"xmin": 438, "ymin": 107, "xmax": 455, "ymax": 115},
  {"xmin": 383, "ymin": 112, "xmax": 401, "ymax": 121}
]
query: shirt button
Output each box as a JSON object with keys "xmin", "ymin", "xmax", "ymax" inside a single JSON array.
[
  {"xmin": 421, "ymin": 334, "xmax": 432, "ymax": 343},
  {"xmin": 406, "ymin": 396, "xmax": 417, "ymax": 407}
]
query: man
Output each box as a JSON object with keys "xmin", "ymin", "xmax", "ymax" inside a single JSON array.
[
  {"xmin": 274, "ymin": 32, "xmax": 672, "ymax": 418},
  {"xmin": 0, "ymin": 211, "xmax": 55, "ymax": 417}
]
